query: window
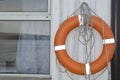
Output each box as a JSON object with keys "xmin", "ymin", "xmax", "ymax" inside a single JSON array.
[
  {"xmin": 0, "ymin": 0, "xmax": 51, "ymax": 75},
  {"xmin": 0, "ymin": 0, "xmax": 49, "ymax": 12}
]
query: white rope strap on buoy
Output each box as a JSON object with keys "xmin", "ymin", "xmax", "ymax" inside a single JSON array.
[
  {"xmin": 55, "ymin": 45, "xmax": 66, "ymax": 51},
  {"xmin": 103, "ymin": 38, "xmax": 115, "ymax": 44},
  {"xmin": 85, "ymin": 63, "xmax": 91, "ymax": 75},
  {"xmin": 78, "ymin": 15, "xmax": 84, "ymax": 26}
]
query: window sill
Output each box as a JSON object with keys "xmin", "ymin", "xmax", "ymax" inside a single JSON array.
[{"xmin": 0, "ymin": 74, "xmax": 51, "ymax": 79}]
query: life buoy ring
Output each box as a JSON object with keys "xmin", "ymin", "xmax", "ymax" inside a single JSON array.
[{"xmin": 54, "ymin": 15, "xmax": 115, "ymax": 75}]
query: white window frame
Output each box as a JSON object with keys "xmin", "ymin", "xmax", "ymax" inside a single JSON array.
[
  {"xmin": 0, "ymin": 12, "xmax": 51, "ymax": 20},
  {"xmin": 0, "ymin": 0, "xmax": 51, "ymax": 79}
]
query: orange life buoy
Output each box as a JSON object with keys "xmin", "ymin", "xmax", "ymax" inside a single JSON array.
[{"xmin": 54, "ymin": 15, "xmax": 115, "ymax": 75}]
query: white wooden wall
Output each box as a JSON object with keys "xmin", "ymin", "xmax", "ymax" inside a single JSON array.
[{"xmin": 51, "ymin": 0, "xmax": 111, "ymax": 80}]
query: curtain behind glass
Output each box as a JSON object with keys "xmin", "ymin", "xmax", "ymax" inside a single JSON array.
[{"xmin": 16, "ymin": 22, "xmax": 50, "ymax": 74}]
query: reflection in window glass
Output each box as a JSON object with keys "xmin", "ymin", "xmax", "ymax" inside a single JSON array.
[
  {"xmin": 0, "ymin": 0, "xmax": 48, "ymax": 12},
  {"xmin": 0, "ymin": 21, "xmax": 50, "ymax": 74}
]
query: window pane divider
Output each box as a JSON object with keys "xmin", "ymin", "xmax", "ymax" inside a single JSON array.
[{"xmin": 0, "ymin": 12, "xmax": 51, "ymax": 20}]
